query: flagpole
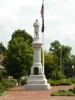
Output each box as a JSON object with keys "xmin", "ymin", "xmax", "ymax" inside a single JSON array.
[
  {"xmin": 41, "ymin": 0, "xmax": 44, "ymax": 74},
  {"xmin": 42, "ymin": 0, "xmax": 44, "ymax": 75},
  {"xmin": 42, "ymin": 30, "xmax": 44, "ymax": 75}
]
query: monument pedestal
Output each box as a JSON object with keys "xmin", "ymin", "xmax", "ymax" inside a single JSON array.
[
  {"xmin": 24, "ymin": 20, "xmax": 51, "ymax": 90},
  {"xmin": 25, "ymin": 38, "xmax": 51, "ymax": 90},
  {"xmin": 25, "ymin": 75, "xmax": 50, "ymax": 90}
]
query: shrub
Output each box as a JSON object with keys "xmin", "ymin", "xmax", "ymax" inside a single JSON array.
[
  {"xmin": 58, "ymin": 89, "xmax": 65, "ymax": 92},
  {"xmin": 69, "ymin": 78, "xmax": 75, "ymax": 84},
  {"xmin": 51, "ymin": 70, "xmax": 65, "ymax": 80},
  {"xmin": 48, "ymin": 79, "xmax": 60, "ymax": 86},
  {"xmin": 0, "ymin": 83, "xmax": 5, "ymax": 94},
  {"xmin": 10, "ymin": 79, "xmax": 17, "ymax": 86},
  {"xmin": 73, "ymin": 87, "xmax": 75, "ymax": 93},
  {"xmin": 51, "ymin": 89, "xmax": 73, "ymax": 96},
  {"xmin": 60, "ymin": 81, "xmax": 71, "ymax": 85},
  {"xmin": 20, "ymin": 79, "xmax": 27, "ymax": 85},
  {"xmin": 48, "ymin": 79, "xmax": 71, "ymax": 86},
  {"xmin": 0, "ymin": 79, "xmax": 16, "ymax": 92},
  {"xmin": 0, "ymin": 72, "xmax": 3, "ymax": 82},
  {"xmin": 0, "ymin": 79, "xmax": 17, "ymax": 95},
  {"xmin": 68, "ymin": 89, "xmax": 73, "ymax": 92}
]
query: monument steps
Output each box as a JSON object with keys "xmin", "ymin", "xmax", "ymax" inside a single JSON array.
[{"xmin": 25, "ymin": 84, "xmax": 51, "ymax": 90}]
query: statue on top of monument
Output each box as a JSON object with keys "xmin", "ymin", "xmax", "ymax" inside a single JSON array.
[{"xmin": 33, "ymin": 19, "xmax": 39, "ymax": 39}]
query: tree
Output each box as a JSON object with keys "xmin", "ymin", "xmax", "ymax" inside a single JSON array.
[
  {"xmin": 3, "ymin": 30, "xmax": 33, "ymax": 85},
  {"xmin": 11, "ymin": 29, "xmax": 33, "ymax": 45},
  {"xmin": 44, "ymin": 50, "xmax": 65, "ymax": 80},
  {"xmin": 44, "ymin": 51, "xmax": 53, "ymax": 79},
  {"xmin": 69, "ymin": 55, "xmax": 75, "ymax": 77},
  {"xmin": 50, "ymin": 40, "xmax": 71, "ymax": 59},
  {"xmin": 49, "ymin": 40, "xmax": 72, "ymax": 78},
  {"xmin": 0, "ymin": 43, "xmax": 7, "ymax": 55}
]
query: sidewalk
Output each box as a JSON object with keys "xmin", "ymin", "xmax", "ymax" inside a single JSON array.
[{"xmin": 0, "ymin": 85, "xmax": 75, "ymax": 100}]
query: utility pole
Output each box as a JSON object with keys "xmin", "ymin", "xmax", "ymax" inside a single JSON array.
[{"xmin": 59, "ymin": 47, "xmax": 62, "ymax": 72}]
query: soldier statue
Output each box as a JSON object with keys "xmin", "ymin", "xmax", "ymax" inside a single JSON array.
[{"xmin": 33, "ymin": 19, "xmax": 39, "ymax": 39}]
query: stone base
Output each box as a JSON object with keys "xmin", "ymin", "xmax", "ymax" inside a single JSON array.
[{"xmin": 24, "ymin": 75, "xmax": 51, "ymax": 90}]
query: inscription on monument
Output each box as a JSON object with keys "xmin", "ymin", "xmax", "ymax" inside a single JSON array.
[{"xmin": 34, "ymin": 67, "xmax": 39, "ymax": 75}]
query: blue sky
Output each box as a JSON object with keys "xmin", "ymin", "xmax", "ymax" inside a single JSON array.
[{"xmin": 0, "ymin": 0, "xmax": 75, "ymax": 54}]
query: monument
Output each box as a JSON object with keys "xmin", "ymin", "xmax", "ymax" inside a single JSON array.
[{"xmin": 25, "ymin": 19, "xmax": 51, "ymax": 90}]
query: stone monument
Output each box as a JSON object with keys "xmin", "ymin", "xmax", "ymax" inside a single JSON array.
[{"xmin": 25, "ymin": 19, "xmax": 51, "ymax": 90}]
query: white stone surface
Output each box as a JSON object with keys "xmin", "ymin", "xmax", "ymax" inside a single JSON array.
[
  {"xmin": 25, "ymin": 84, "xmax": 50, "ymax": 90},
  {"xmin": 25, "ymin": 75, "xmax": 51, "ymax": 90},
  {"xmin": 24, "ymin": 20, "xmax": 51, "ymax": 90}
]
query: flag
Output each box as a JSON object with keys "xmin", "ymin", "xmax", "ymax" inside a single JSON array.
[
  {"xmin": 41, "ymin": 3, "xmax": 44, "ymax": 19},
  {"xmin": 41, "ymin": 19, "xmax": 44, "ymax": 33},
  {"xmin": 41, "ymin": 0, "xmax": 44, "ymax": 33}
]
